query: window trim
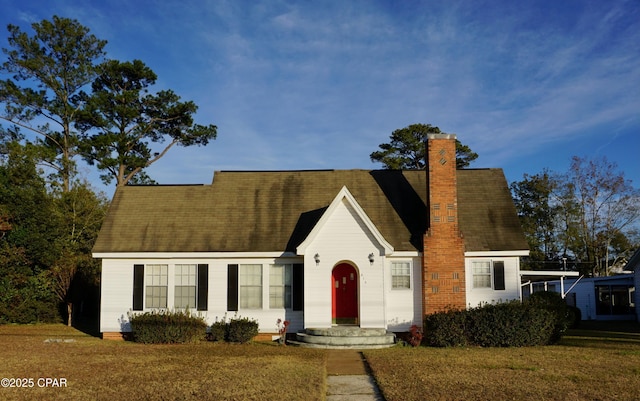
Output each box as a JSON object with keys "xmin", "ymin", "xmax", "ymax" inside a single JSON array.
[
  {"xmin": 174, "ymin": 264, "xmax": 197, "ymax": 309},
  {"xmin": 145, "ymin": 264, "xmax": 168, "ymax": 308},
  {"xmin": 390, "ymin": 261, "xmax": 412, "ymax": 290},
  {"xmin": 269, "ymin": 264, "xmax": 293, "ymax": 309},
  {"xmin": 133, "ymin": 263, "xmax": 208, "ymax": 311},
  {"xmin": 471, "ymin": 259, "xmax": 505, "ymax": 290},
  {"xmin": 239, "ymin": 264, "xmax": 263, "ymax": 310}
]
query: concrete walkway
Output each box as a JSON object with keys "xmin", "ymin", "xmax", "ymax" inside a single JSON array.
[{"xmin": 325, "ymin": 349, "xmax": 384, "ymax": 401}]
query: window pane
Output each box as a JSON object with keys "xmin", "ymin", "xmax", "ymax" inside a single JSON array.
[
  {"xmin": 240, "ymin": 286, "xmax": 262, "ymax": 309},
  {"xmin": 472, "ymin": 261, "xmax": 492, "ymax": 288},
  {"xmin": 271, "ymin": 265, "xmax": 284, "ymax": 286},
  {"xmin": 391, "ymin": 262, "xmax": 411, "ymax": 289},
  {"xmin": 270, "ymin": 286, "xmax": 284, "ymax": 308},
  {"xmin": 145, "ymin": 264, "xmax": 168, "ymax": 308},
  {"xmin": 269, "ymin": 264, "xmax": 292, "ymax": 309},
  {"xmin": 240, "ymin": 265, "xmax": 262, "ymax": 309},
  {"xmin": 175, "ymin": 264, "xmax": 197, "ymax": 309}
]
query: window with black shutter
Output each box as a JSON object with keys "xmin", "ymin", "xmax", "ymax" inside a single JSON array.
[
  {"xmin": 493, "ymin": 261, "xmax": 505, "ymax": 291},
  {"xmin": 227, "ymin": 264, "xmax": 239, "ymax": 311},
  {"xmin": 133, "ymin": 264, "xmax": 144, "ymax": 310},
  {"xmin": 292, "ymin": 263, "xmax": 304, "ymax": 311},
  {"xmin": 197, "ymin": 264, "xmax": 208, "ymax": 311}
]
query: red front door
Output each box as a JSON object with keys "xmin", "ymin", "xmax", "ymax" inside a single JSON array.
[{"xmin": 332, "ymin": 264, "xmax": 358, "ymax": 325}]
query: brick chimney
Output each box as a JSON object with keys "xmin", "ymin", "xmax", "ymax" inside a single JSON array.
[{"xmin": 422, "ymin": 133, "xmax": 466, "ymax": 315}]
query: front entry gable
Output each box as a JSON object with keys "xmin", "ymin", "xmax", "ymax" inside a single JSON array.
[{"xmin": 296, "ymin": 186, "xmax": 394, "ymax": 257}]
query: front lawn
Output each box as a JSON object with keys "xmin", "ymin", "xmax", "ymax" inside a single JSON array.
[
  {"xmin": 0, "ymin": 325, "xmax": 326, "ymax": 401},
  {"xmin": 2, "ymin": 322, "xmax": 639, "ymax": 401},
  {"xmin": 365, "ymin": 321, "xmax": 640, "ymax": 401}
]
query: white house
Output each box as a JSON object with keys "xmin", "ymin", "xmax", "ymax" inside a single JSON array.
[
  {"xmin": 530, "ymin": 249, "xmax": 639, "ymax": 321},
  {"xmin": 93, "ymin": 134, "xmax": 529, "ymax": 342}
]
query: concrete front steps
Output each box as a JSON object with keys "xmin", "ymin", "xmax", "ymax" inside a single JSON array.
[{"xmin": 292, "ymin": 326, "xmax": 396, "ymax": 349}]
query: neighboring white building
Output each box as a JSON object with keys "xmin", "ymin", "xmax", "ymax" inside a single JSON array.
[
  {"xmin": 524, "ymin": 249, "xmax": 639, "ymax": 322},
  {"xmin": 93, "ymin": 135, "xmax": 529, "ymax": 340}
]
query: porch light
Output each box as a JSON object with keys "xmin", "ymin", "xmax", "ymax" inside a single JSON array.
[
  {"xmin": 368, "ymin": 253, "xmax": 375, "ymax": 265},
  {"xmin": 314, "ymin": 253, "xmax": 320, "ymax": 266}
]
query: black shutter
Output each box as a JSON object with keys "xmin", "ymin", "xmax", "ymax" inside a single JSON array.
[
  {"xmin": 133, "ymin": 264, "xmax": 144, "ymax": 310},
  {"xmin": 493, "ymin": 261, "xmax": 505, "ymax": 291},
  {"xmin": 197, "ymin": 264, "xmax": 208, "ymax": 311},
  {"xmin": 227, "ymin": 264, "xmax": 238, "ymax": 311},
  {"xmin": 292, "ymin": 263, "xmax": 304, "ymax": 311}
]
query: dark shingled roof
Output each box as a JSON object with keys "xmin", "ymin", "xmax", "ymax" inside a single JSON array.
[{"xmin": 93, "ymin": 169, "xmax": 528, "ymax": 254}]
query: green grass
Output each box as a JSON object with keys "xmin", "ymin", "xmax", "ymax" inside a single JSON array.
[{"xmin": 1, "ymin": 321, "xmax": 639, "ymax": 400}]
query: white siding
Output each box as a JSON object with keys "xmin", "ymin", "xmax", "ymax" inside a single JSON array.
[
  {"xmin": 385, "ymin": 256, "xmax": 423, "ymax": 331},
  {"xmin": 465, "ymin": 256, "xmax": 521, "ymax": 307},
  {"xmin": 100, "ymin": 257, "xmax": 304, "ymax": 334},
  {"xmin": 302, "ymin": 199, "xmax": 386, "ymax": 328},
  {"xmin": 100, "ymin": 260, "xmax": 135, "ymax": 333}
]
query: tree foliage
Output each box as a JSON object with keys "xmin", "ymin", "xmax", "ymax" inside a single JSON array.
[
  {"xmin": 76, "ymin": 59, "xmax": 217, "ymax": 186},
  {"xmin": 0, "ymin": 15, "xmax": 218, "ymax": 326},
  {"xmin": 50, "ymin": 182, "xmax": 108, "ymax": 325},
  {"xmin": 0, "ymin": 16, "xmax": 106, "ymax": 192},
  {"xmin": 0, "ymin": 143, "xmax": 61, "ymax": 323},
  {"xmin": 510, "ymin": 171, "xmax": 560, "ymax": 269},
  {"xmin": 563, "ymin": 156, "xmax": 640, "ymax": 275},
  {"xmin": 511, "ymin": 156, "xmax": 640, "ymax": 276},
  {"xmin": 0, "ymin": 140, "xmax": 107, "ymax": 325},
  {"xmin": 370, "ymin": 123, "xmax": 478, "ymax": 169}
]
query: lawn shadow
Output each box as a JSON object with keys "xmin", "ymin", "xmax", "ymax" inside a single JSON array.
[
  {"xmin": 73, "ymin": 316, "xmax": 101, "ymax": 338},
  {"xmin": 563, "ymin": 320, "xmax": 640, "ymax": 346}
]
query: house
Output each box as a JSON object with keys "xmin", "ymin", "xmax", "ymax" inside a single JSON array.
[
  {"xmin": 531, "ymin": 248, "xmax": 639, "ymax": 321},
  {"xmin": 529, "ymin": 273, "xmax": 636, "ymax": 321},
  {"xmin": 93, "ymin": 134, "xmax": 529, "ymax": 341}
]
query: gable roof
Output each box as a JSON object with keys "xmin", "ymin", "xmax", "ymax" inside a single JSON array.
[
  {"xmin": 92, "ymin": 169, "xmax": 528, "ymax": 254},
  {"xmin": 624, "ymin": 248, "xmax": 640, "ymax": 272},
  {"xmin": 296, "ymin": 185, "xmax": 394, "ymax": 255}
]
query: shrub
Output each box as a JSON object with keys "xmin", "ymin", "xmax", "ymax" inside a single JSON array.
[
  {"xmin": 526, "ymin": 291, "xmax": 573, "ymax": 342},
  {"xmin": 227, "ymin": 316, "xmax": 259, "ymax": 343},
  {"xmin": 129, "ymin": 309, "xmax": 207, "ymax": 344},
  {"xmin": 465, "ymin": 301, "xmax": 556, "ymax": 347},
  {"xmin": 208, "ymin": 317, "xmax": 228, "ymax": 342},
  {"xmin": 424, "ymin": 300, "xmax": 562, "ymax": 348},
  {"xmin": 207, "ymin": 315, "xmax": 259, "ymax": 344},
  {"xmin": 424, "ymin": 308, "xmax": 468, "ymax": 347}
]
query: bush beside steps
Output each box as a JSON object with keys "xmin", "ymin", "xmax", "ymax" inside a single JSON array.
[{"xmin": 207, "ymin": 315, "xmax": 259, "ymax": 344}]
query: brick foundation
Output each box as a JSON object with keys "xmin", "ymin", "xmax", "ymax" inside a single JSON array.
[
  {"xmin": 102, "ymin": 332, "xmax": 126, "ymax": 341},
  {"xmin": 422, "ymin": 134, "xmax": 466, "ymax": 315}
]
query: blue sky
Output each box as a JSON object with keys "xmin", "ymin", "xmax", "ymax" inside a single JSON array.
[{"xmin": 1, "ymin": 0, "xmax": 638, "ymax": 197}]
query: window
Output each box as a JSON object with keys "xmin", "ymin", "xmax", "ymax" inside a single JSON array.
[
  {"xmin": 240, "ymin": 264, "xmax": 262, "ymax": 309},
  {"xmin": 472, "ymin": 260, "xmax": 505, "ymax": 290},
  {"xmin": 472, "ymin": 261, "xmax": 492, "ymax": 288},
  {"xmin": 174, "ymin": 264, "xmax": 196, "ymax": 309},
  {"xmin": 270, "ymin": 264, "xmax": 292, "ymax": 308},
  {"xmin": 391, "ymin": 262, "xmax": 411, "ymax": 289},
  {"xmin": 596, "ymin": 285, "xmax": 635, "ymax": 315},
  {"xmin": 145, "ymin": 264, "xmax": 168, "ymax": 308}
]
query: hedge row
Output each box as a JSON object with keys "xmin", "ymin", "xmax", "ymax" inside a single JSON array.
[
  {"xmin": 208, "ymin": 316, "xmax": 259, "ymax": 344},
  {"xmin": 128, "ymin": 309, "xmax": 207, "ymax": 344},
  {"xmin": 128, "ymin": 310, "xmax": 260, "ymax": 344},
  {"xmin": 424, "ymin": 292, "xmax": 577, "ymax": 347}
]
